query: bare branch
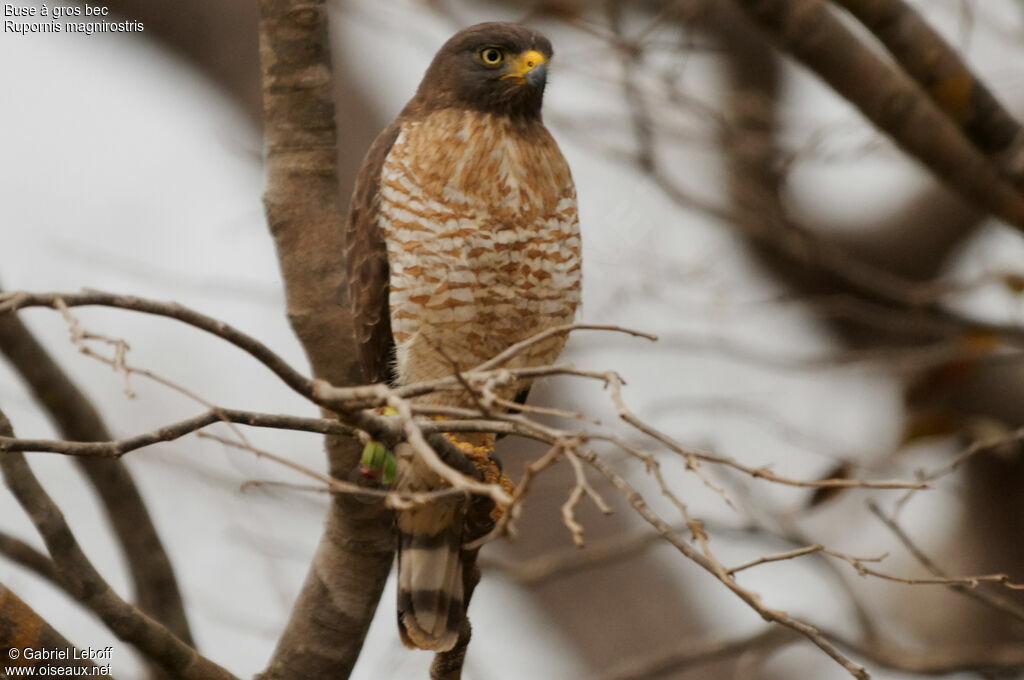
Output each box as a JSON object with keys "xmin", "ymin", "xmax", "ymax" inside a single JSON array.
[
  {"xmin": 561, "ymin": 446, "xmax": 614, "ymax": 547},
  {"xmin": 727, "ymin": 544, "xmax": 827, "ymax": 575},
  {"xmin": 726, "ymin": 540, "xmax": 1024, "ymax": 591},
  {"xmin": 603, "ymin": 373, "xmax": 925, "ymax": 491},
  {"xmin": 473, "ymin": 323, "xmax": 657, "ymax": 372},
  {"xmin": 0, "ymin": 409, "xmax": 236, "ymax": 680},
  {"xmin": 827, "ymin": 631, "xmax": 1024, "ymax": 675},
  {"xmin": 0, "ymin": 408, "xmax": 350, "ymax": 458},
  {"xmin": 596, "ymin": 627, "xmax": 796, "ymax": 680},
  {"xmin": 0, "ymin": 290, "xmax": 316, "ymax": 401},
  {"xmin": 385, "ymin": 391, "xmax": 511, "ymax": 507},
  {"xmin": 481, "ymin": 523, "xmax": 683, "ymax": 585},
  {"xmin": 0, "ymin": 297, "xmax": 193, "ymax": 654},
  {"xmin": 579, "ymin": 448, "xmax": 871, "ymax": 679},
  {"xmin": 0, "ymin": 532, "xmax": 57, "ymax": 585},
  {"xmin": 834, "ymin": 0, "xmax": 1024, "ymax": 187},
  {"xmin": 730, "ymin": 0, "xmax": 1024, "ymax": 230},
  {"xmin": 867, "ymin": 500, "xmax": 1024, "ymax": 623}
]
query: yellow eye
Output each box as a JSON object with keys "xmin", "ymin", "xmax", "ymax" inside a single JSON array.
[{"xmin": 479, "ymin": 47, "xmax": 504, "ymax": 66}]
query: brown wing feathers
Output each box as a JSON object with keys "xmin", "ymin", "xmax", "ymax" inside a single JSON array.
[{"xmin": 345, "ymin": 122, "xmax": 401, "ymax": 386}]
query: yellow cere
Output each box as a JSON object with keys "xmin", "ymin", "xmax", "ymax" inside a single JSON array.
[{"xmin": 502, "ymin": 50, "xmax": 546, "ymax": 80}]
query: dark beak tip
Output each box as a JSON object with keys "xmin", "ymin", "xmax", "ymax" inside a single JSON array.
[{"xmin": 526, "ymin": 63, "xmax": 548, "ymax": 90}]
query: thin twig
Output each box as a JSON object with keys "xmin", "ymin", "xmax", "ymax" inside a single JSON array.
[
  {"xmin": 867, "ymin": 499, "xmax": 1024, "ymax": 622},
  {"xmin": 579, "ymin": 447, "xmax": 870, "ymax": 679}
]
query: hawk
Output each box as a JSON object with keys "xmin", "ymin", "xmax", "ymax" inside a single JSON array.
[{"xmin": 345, "ymin": 22, "xmax": 581, "ymax": 652}]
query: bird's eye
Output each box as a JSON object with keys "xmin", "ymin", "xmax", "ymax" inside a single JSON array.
[{"xmin": 479, "ymin": 47, "xmax": 504, "ymax": 66}]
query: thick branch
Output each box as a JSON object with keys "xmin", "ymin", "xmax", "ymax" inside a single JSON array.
[
  {"xmin": 256, "ymin": 0, "xmax": 391, "ymax": 676},
  {"xmin": 834, "ymin": 0, "xmax": 1024, "ymax": 188},
  {"xmin": 730, "ymin": 0, "xmax": 1024, "ymax": 230}
]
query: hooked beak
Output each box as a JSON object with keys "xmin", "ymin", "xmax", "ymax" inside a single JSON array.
[
  {"xmin": 501, "ymin": 49, "xmax": 548, "ymax": 89},
  {"xmin": 526, "ymin": 62, "xmax": 547, "ymax": 90}
]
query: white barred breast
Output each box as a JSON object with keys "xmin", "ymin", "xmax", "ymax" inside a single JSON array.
[{"xmin": 377, "ymin": 108, "xmax": 581, "ymax": 403}]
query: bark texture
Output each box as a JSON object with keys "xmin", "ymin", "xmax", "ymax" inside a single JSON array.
[{"xmin": 257, "ymin": 1, "xmax": 394, "ymax": 678}]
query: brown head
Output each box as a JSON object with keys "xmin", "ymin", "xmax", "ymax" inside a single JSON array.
[{"xmin": 403, "ymin": 22, "xmax": 553, "ymax": 120}]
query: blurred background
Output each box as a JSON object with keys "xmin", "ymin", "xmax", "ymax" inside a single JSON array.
[{"xmin": 2, "ymin": 0, "xmax": 1024, "ymax": 678}]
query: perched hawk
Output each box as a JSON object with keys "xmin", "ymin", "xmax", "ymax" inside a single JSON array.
[{"xmin": 345, "ymin": 22, "xmax": 581, "ymax": 651}]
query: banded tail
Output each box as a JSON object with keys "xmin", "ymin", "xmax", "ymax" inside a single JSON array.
[
  {"xmin": 392, "ymin": 442, "xmax": 467, "ymax": 651},
  {"xmin": 396, "ymin": 521, "xmax": 465, "ymax": 651}
]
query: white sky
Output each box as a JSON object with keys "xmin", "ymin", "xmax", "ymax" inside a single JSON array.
[{"xmin": 1, "ymin": 1, "xmax": 1023, "ymax": 678}]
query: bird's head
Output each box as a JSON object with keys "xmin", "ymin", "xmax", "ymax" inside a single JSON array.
[{"xmin": 409, "ymin": 22, "xmax": 554, "ymax": 119}]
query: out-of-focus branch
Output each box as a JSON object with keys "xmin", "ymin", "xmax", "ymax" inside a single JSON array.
[
  {"xmin": 85, "ymin": 0, "xmax": 261, "ymax": 117},
  {"xmin": 867, "ymin": 500, "xmax": 1024, "ymax": 625},
  {"xmin": 666, "ymin": 1, "xmax": 988, "ymax": 355},
  {"xmin": 481, "ymin": 523, "xmax": 684, "ymax": 585},
  {"xmin": 611, "ymin": 18, "xmax": 1023, "ymax": 353},
  {"xmin": 648, "ymin": 112, "xmax": 1024, "ymax": 342},
  {"xmin": 0, "ymin": 305, "xmax": 194, "ymax": 657},
  {"xmin": 596, "ymin": 627, "xmax": 796, "ymax": 680},
  {"xmin": 0, "ymin": 584, "xmax": 111, "ymax": 679},
  {"xmin": 0, "ymin": 410, "xmax": 236, "ymax": 680},
  {"xmin": 711, "ymin": 1, "xmax": 782, "ymax": 212},
  {"xmin": 730, "ymin": 0, "xmax": 1024, "ymax": 231},
  {"xmin": 831, "ymin": 633, "xmax": 1024, "ymax": 675},
  {"xmin": 256, "ymin": 0, "xmax": 392, "ymax": 677},
  {"xmin": 0, "ymin": 532, "xmax": 57, "ymax": 586},
  {"xmin": 83, "ymin": 0, "xmax": 387, "ymax": 211},
  {"xmin": 834, "ymin": 0, "xmax": 1024, "ymax": 188},
  {"xmin": 599, "ymin": 620, "xmax": 1024, "ymax": 679}
]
